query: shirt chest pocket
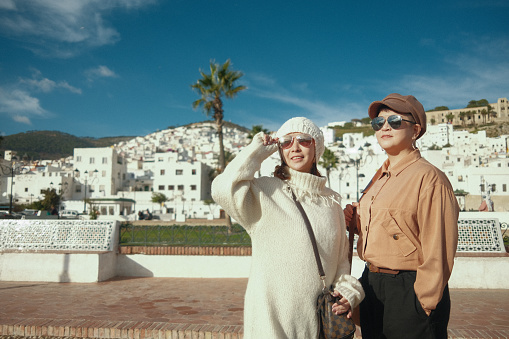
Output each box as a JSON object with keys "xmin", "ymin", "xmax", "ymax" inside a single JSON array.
[{"xmin": 379, "ymin": 215, "xmax": 417, "ymax": 257}]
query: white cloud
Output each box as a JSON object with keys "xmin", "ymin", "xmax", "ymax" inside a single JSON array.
[
  {"xmin": 0, "ymin": 0, "xmax": 157, "ymax": 57},
  {"xmin": 248, "ymin": 74, "xmax": 361, "ymax": 128},
  {"xmin": 0, "ymin": 0, "xmax": 16, "ymax": 10},
  {"xmin": 0, "ymin": 69, "xmax": 81, "ymax": 125},
  {"xmin": 18, "ymin": 70, "xmax": 82, "ymax": 94},
  {"xmin": 370, "ymin": 36, "xmax": 509, "ymax": 110},
  {"xmin": 12, "ymin": 115, "xmax": 32, "ymax": 125},
  {"xmin": 85, "ymin": 65, "xmax": 118, "ymax": 81},
  {"xmin": 0, "ymin": 87, "xmax": 48, "ymax": 125}
]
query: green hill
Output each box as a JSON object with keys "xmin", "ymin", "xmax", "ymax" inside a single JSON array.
[{"xmin": 0, "ymin": 131, "xmax": 135, "ymax": 160}]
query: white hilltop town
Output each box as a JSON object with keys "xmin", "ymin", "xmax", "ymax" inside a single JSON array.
[{"xmin": 1, "ymin": 97, "xmax": 509, "ymax": 220}]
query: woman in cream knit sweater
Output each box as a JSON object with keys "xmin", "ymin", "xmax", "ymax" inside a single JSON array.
[{"xmin": 212, "ymin": 117, "xmax": 364, "ymax": 339}]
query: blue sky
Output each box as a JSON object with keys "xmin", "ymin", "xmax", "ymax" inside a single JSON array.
[{"xmin": 1, "ymin": 0, "xmax": 508, "ymax": 138}]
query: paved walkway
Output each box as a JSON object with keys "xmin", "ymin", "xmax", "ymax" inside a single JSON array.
[{"xmin": 0, "ymin": 277, "xmax": 508, "ymax": 338}]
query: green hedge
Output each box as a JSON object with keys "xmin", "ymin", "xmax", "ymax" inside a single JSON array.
[{"xmin": 119, "ymin": 223, "xmax": 251, "ymax": 247}]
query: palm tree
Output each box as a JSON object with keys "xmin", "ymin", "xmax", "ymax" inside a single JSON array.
[
  {"xmin": 446, "ymin": 113, "xmax": 455, "ymax": 124},
  {"xmin": 248, "ymin": 125, "xmax": 270, "ymax": 141},
  {"xmin": 191, "ymin": 59, "xmax": 246, "ymax": 173},
  {"xmin": 469, "ymin": 110, "xmax": 476, "ymax": 127},
  {"xmin": 191, "ymin": 59, "xmax": 246, "ymax": 229},
  {"xmin": 487, "ymin": 104, "xmax": 496, "ymax": 122},
  {"xmin": 459, "ymin": 111, "xmax": 466, "ymax": 126},
  {"xmin": 318, "ymin": 147, "xmax": 338, "ymax": 188},
  {"xmin": 481, "ymin": 109, "xmax": 487, "ymax": 124}
]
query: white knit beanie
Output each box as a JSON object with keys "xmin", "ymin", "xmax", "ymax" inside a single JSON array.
[{"xmin": 276, "ymin": 117, "xmax": 325, "ymax": 160}]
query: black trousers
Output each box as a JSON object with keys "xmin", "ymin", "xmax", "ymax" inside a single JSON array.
[{"xmin": 359, "ymin": 266, "xmax": 450, "ymax": 339}]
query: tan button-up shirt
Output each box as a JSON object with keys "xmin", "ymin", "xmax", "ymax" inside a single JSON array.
[{"xmin": 357, "ymin": 150, "xmax": 459, "ymax": 314}]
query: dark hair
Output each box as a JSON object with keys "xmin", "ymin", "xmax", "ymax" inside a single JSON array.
[{"xmin": 273, "ymin": 147, "xmax": 321, "ymax": 180}]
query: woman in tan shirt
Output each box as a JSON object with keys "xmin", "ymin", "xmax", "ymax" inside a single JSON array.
[{"xmin": 343, "ymin": 93, "xmax": 459, "ymax": 339}]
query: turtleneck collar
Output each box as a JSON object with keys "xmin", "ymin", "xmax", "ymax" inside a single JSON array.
[
  {"xmin": 287, "ymin": 167, "xmax": 327, "ymax": 194},
  {"xmin": 285, "ymin": 168, "xmax": 340, "ymax": 206}
]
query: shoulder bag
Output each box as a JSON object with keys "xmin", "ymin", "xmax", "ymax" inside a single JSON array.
[{"xmin": 290, "ymin": 189, "xmax": 356, "ymax": 339}]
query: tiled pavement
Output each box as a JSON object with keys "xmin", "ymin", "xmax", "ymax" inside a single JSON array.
[{"xmin": 0, "ymin": 277, "xmax": 508, "ymax": 338}]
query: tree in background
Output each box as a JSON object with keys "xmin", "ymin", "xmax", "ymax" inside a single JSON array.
[
  {"xmin": 428, "ymin": 106, "xmax": 450, "ymax": 112},
  {"xmin": 487, "ymin": 104, "xmax": 496, "ymax": 121},
  {"xmin": 33, "ymin": 188, "xmax": 60, "ymax": 211},
  {"xmin": 467, "ymin": 99, "xmax": 489, "ymax": 108},
  {"xmin": 319, "ymin": 147, "xmax": 338, "ymax": 188},
  {"xmin": 191, "ymin": 59, "xmax": 246, "ymax": 228},
  {"xmin": 151, "ymin": 192, "xmax": 169, "ymax": 205},
  {"xmin": 248, "ymin": 125, "xmax": 270, "ymax": 141},
  {"xmin": 459, "ymin": 111, "xmax": 467, "ymax": 126},
  {"xmin": 446, "ymin": 113, "xmax": 455, "ymax": 124},
  {"xmin": 191, "ymin": 59, "xmax": 246, "ymax": 173}
]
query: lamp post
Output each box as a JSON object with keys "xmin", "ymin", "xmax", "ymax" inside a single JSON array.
[
  {"xmin": 75, "ymin": 169, "xmax": 98, "ymax": 214},
  {"xmin": 345, "ymin": 146, "xmax": 368, "ymax": 201},
  {"xmin": 1, "ymin": 161, "xmax": 22, "ymax": 215}
]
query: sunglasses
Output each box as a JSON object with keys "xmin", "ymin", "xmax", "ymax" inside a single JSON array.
[
  {"xmin": 278, "ymin": 133, "xmax": 314, "ymax": 149},
  {"xmin": 371, "ymin": 115, "xmax": 417, "ymax": 131}
]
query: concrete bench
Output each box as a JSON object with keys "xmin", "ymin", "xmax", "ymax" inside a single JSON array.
[{"xmin": 0, "ymin": 220, "xmax": 119, "ymax": 282}]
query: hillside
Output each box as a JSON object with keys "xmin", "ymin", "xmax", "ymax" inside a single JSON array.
[
  {"xmin": 0, "ymin": 120, "xmax": 251, "ymax": 161},
  {"xmin": 0, "ymin": 130, "xmax": 135, "ymax": 160}
]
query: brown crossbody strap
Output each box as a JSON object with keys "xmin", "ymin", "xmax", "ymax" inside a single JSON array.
[{"xmin": 290, "ymin": 189, "xmax": 327, "ymax": 290}]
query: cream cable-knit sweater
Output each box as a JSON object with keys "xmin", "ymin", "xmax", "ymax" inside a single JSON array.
[{"xmin": 212, "ymin": 133, "xmax": 364, "ymax": 339}]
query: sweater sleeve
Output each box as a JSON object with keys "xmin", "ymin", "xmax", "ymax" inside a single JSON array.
[
  {"xmin": 333, "ymin": 206, "xmax": 365, "ymax": 309},
  {"xmin": 211, "ymin": 132, "xmax": 278, "ymax": 232}
]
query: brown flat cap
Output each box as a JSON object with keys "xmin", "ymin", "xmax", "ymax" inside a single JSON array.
[{"xmin": 368, "ymin": 93, "xmax": 427, "ymax": 139}]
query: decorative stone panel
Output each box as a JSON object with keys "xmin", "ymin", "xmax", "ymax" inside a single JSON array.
[
  {"xmin": 0, "ymin": 220, "xmax": 117, "ymax": 252},
  {"xmin": 350, "ymin": 218, "xmax": 505, "ymax": 253},
  {"xmin": 457, "ymin": 218, "xmax": 505, "ymax": 253}
]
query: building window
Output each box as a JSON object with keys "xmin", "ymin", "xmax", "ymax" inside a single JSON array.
[
  {"xmin": 90, "ymin": 157, "xmax": 95, "ymax": 164},
  {"xmin": 158, "ymin": 185, "xmax": 165, "ymax": 190},
  {"xmin": 176, "ymin": 169, "xmax": 183, "ymax": 175},
  {"xmin": 192, "ymin": 169, "xmax": 197, "ymax": 175},
  {"xmin": 76, "ymin": 156, "xmax": 82, "ymax": 162},
  {"xmin": 191, "ymin": 185, "xmax": 197, "ymax": 191},
  {"xmin": 178, "ymin": 185, "xmax": 184, "ymax": 190},
  {"xmin": 491, "ymin": 184, "xmax": 496, "ymax": 192},
  {"xmin": 480, "ymin": 184, "xmax": 485, "ymax": 192},
  {"xmin": 160, "ymin": 169, "xmax": 165, "ymax": 175},
  {"xmin": 76, "ymin": 186, "xmax": 81, "ymax": 193},
  {"xmin": 102, "ymin": 170, "xmax": 107, "ymax": 177},
  {"xmin": 25, "ymin": 187, "xmax": 28, "ymax": 192},
  {"xmin": 99, "ymin": 185, "xmax": 105, "ymax": 192},
  {"xmin": 102, "ymin": 157, "xmax": 108, "ymax": 164},
  {"xmin": 168, "ymin": 185, "xmax": 174, "ymax": 190},
  {"xmin": 503, "ymin": 184, "xmax": 507, "ymax": 192}
]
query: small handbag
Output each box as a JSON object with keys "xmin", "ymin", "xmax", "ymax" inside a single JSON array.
[{"xmin": 291, "ymin": 189, "xmax": 356, "ymax": 339}]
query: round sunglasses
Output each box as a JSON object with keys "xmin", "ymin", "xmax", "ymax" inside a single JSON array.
[
  {"xmin": 371, "ymin": 115, "xmax": 417, "ymax": 131},
  {"xmin": 278, "ymin": 133, "xmax": 313, "ymax": 149}
]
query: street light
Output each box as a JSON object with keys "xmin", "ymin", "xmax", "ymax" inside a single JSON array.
[
  {"xmin": 0, "ymin": 160, "xmax": 23, "ymax": 215},
  {"xmin": 75, "ymin": 168, "xmax": 98, "ymax": 214},
  {"xmin": 346, "ymin": 146, "xmax": 367, "ymax": 201}
]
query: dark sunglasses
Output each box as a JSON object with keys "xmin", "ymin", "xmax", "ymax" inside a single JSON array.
[
  {"xmin": 371, "ymin": 115, "xmax": 417, "ymax": 131},
  {"xmin": 278, "ymin": 133, "xmax": 313, "ymax": 149}
]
